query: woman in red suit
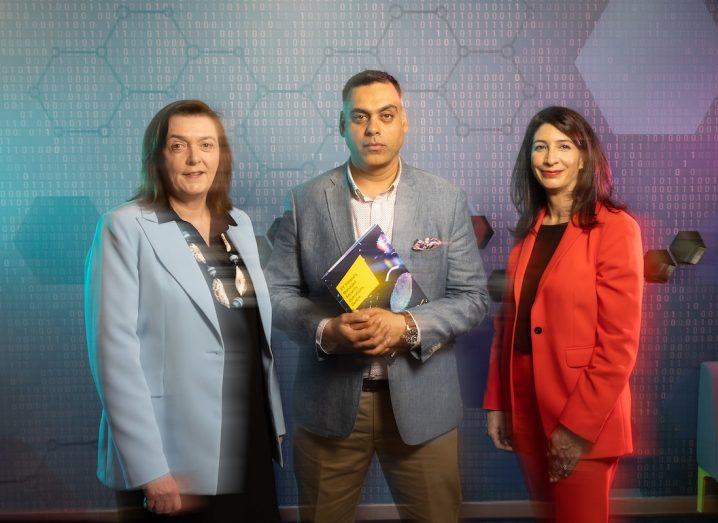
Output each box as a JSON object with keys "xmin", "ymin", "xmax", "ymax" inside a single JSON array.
[{"xmin": 484, "ymin": 106, "xmax": 643, "ymax": 522}]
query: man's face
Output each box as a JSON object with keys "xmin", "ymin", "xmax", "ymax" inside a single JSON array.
[{"xmin": 340, "ymin": 81, "xmax": 408, "ymax": 175}]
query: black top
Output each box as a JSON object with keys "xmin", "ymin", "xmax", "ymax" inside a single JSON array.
[
  {"xmin": 156, "ymin": 205, "xmax": 275, "ymax": 497},
  {"xmin": 513, "ymin": 222, "xmax": 568, "ymax": 354}
]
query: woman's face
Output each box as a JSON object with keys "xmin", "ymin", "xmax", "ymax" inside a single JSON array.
[
  {"xmin": 530, "ymin": 123, "xmax": 584, "ymax": 198},
  {"xmin": 162, "ymin": 114, "xmax": 220, "ymax": 205}
]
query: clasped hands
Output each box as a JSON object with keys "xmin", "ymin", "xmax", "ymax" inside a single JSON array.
[{"xmin": 322, "ymin": 307, "xmax": 408, "ymax": 356}]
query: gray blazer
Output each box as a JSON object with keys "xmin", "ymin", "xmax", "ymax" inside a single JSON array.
[
  {"xmin": 266, "ymin": 163, "xmax": 488, "ymax": 445},
  {"xmin": 85, "ymin": 202, "xmax": 285, "ymax": 494}
]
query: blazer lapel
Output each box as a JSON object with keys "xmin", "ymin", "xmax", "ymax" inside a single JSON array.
[
  {"xmin": 137, "ymin": 210, "xmax": 222, "ymax": 340},
  {"xmin": 224, "ymin": 210, "xmax": 272, "ymax": 346},
  {"xmin": 392, "ymin": 165, "xmax": 420, "ymax": 267},
  {"xmin": 324, "ymin": 165, "xmax": 355, "ymax": 255}
]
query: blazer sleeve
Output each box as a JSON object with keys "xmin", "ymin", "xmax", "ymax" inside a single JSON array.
[
  {"xmin": 85, "ymin": 211, "xmax": 170, "ymax": 488},
  {"xmin": 558, "ymin": 213, "xmax": 644, "ymax": 442},
  {"xmin": 408, "ymin": 189, "xmax": 490, "ymax": 362},
  {"xmin": 265, "ymin": 190, "xmax": 338, "ymax": 348}
]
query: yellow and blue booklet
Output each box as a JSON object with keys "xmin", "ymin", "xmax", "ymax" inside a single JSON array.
[{"xmin": 322, "ymin": 224, "xmax": 429, "ymax": 312}]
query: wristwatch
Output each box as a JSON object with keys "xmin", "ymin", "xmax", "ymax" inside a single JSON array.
[{"xmin": 399, "ymin": 311, "xmax": 419, "ymax": 347}]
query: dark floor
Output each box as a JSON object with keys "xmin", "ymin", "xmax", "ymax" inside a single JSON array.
[{"xmin": 357, "ymin": 518, "xmax": 717, "ymax": 523}]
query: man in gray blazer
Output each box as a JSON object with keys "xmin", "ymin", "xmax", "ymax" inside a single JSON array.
[{"xmin": 266, "ymin": 70, "xmax": 489, "ymax": 522}]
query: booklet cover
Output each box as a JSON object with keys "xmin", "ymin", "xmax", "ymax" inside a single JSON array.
[{"xmin": 322, "ymin": 224, "xmax": 429, "ymax": 312}]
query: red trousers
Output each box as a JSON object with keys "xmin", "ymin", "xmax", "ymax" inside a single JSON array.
[{"xmin": 511, "ymin": 352, "xmax": 618, "ymax": 523}]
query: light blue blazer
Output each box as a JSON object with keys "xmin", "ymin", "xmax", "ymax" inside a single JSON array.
[{"xmin": 85, "ymin": 202, "xmax": 285, "ymax": 494}]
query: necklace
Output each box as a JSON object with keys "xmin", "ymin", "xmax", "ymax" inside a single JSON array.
[{"xmin": 221, "ymin": 233, "xmax": 248, "ymax": 297}]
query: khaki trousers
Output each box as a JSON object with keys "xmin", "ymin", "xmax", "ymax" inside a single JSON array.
[{"xmin": 293, "ymin": 388, "xmax": 461, "ymax": 523}]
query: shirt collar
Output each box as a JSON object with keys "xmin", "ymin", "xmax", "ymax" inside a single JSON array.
[
  {"xmin": 154, "ymin": 202, "xmax": 237, "ymax": 230},
  {"xmin": 346, "ymin": 158, "xmax": 402, "ymax": 202},
  {"xmin": 155, "ymin": 202, "xmax": 179, "ymax": 224}
]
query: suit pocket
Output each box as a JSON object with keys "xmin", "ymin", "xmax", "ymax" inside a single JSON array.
[
  {"xmin": 409, "ymin": 246, "xmax": 445, "ymax": 271},
  {"xmin": 565, "ymin": 346, "xmax": 594, "ymax": 368}
]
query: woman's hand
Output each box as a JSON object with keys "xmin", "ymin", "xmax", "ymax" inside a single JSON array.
[
  {"xmin": 548, "ymin": 425, "xmax": 588, "ymax": 482},
  {"xmin": 487, "ymin": 410, "xmax": 513, "ymax": 452},
  {"xmin": 143, "ymin": 473, "xmax": 181, "ymax": 514}
]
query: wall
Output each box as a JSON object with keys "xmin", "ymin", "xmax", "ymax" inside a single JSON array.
[{"xmin": 1, "ymin": 0, "xmax": 717, "ymax": 511}]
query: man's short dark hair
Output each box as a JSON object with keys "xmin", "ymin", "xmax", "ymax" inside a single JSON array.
[{"xmin": 342, "ymin": 70, "xmax": 402, "ymax": 102}]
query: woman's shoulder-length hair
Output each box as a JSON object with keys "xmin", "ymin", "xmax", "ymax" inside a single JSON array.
[
  {"xmin": 510, "ymin": 105, "xmax": 625, "ymax": 238},
  {"xmin": 132, "ymin": 99, "xmax": 233, "ymax": 215}
]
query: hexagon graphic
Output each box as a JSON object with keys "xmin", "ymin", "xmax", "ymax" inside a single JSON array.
[
  {"xmin": 34, "ymin": 54, "xmax": 122, "ymax": 131},
  {"xmin": 471, "ymin": 215, "xmax": 494, "ymax": 250},
  {"xmin": 177, "ymin": 54, "xmax": 258, "ymax": 121},
  {"xmin": 378, "ymin": 9, "xmax": 460, "ymax": 91},
  {"xmin": 669, "ymin": 231, "xmax": 706, "ymax": 265},
  {"xmin": 311, "ymin": 50, "xmax": 383, "ymax": 124},
  {"xmin": 240, "ymin": 1, "xmax": 329, "ymax": 93},
  {"xmin": 15, "ymin": 196, "xmax": 99, "ymax": 285},
  {"xmin": 644, "ymin": 249, "xmax": 676, "ymax": 284},
  {"xmin": 576, "ymin": 0, "xmax": 718, "ymax": 134},
  {"xmin": 445, "ymin": 51, "xmax": 524, "ymax": 133},
  {"xmin": 242, "ymin": 91, "xmax": 329, "ymax": 170},
  {"xmin": 104, "ymin": 10, "xmax": 188, "ymax": 93}
]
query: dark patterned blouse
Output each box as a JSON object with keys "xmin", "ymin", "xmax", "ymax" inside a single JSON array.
[{"xmin": 156, "ymin": 205, "xmax": 274, "ymax": 495}]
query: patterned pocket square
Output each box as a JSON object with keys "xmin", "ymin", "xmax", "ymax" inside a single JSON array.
[{"xmin": 412, "ymin": 237, "xmax": 442, "ymax": 251}]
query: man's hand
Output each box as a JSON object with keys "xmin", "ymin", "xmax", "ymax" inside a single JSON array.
[
  {"xmin": 356, "ymin": 308, "xmax": 408, "ymax": 356},
  {"xmin": 486, "ymin": 410, "xmax": 513, "ymax": 452},
  {"xmin": 322, "ymin": 310, "xmax": 391, "ymax": 352},
  {"xmin": 322, "ymin": 308, "xmax": 407, "ymax": 355},
  {"xmin": 143, "ymin": 474, "xmax": 181, "ymax": 514},
  {"xmin": 548, "ymin": 424, "xmax": 588, "ymax": 482}
]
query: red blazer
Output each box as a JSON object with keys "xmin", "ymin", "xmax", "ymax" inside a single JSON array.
[{"xmin": 483, "ymin": 205, "xmax": 643, "ymax": 459}]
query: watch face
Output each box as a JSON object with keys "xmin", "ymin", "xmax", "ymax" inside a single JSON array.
[
  {"xmin": 405, "ymin": 333, "xmax": 418, "ymax": 345},
  {"xmin": 402, "ymin": 326, "xmax": 418, "ymax": 345},
  {"xmin": 400, "ymin": 311, "xmax": 418, "ymax": 346}
]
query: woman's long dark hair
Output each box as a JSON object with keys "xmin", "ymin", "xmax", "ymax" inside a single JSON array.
[
  {"xmin": 511, "ymin": 106, "xmax": 624, "ymax": 238},
  {"xmin": 133, "ymin": 99, "xmax": 233, "ymax": 215}
]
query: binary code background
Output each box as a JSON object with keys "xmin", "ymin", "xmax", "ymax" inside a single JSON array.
[{"xmin": 1, "ymin": 0, "xmax": 717, "ymax": 513}]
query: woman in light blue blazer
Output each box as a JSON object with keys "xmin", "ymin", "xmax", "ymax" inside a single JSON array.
[{"xmin": 85, "ymin": 100, "xmax": 285, "ymax": 521}]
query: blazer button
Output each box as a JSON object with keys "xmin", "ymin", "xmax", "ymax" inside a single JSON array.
[{"xmin": 534, "ymin": 326, "xmax": 542, "ymax": 334}]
